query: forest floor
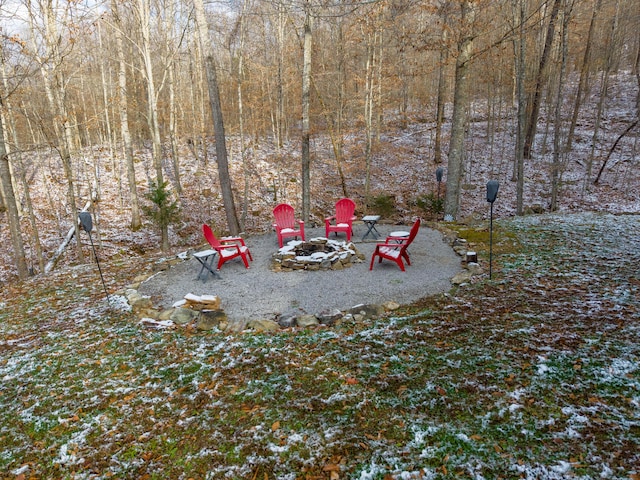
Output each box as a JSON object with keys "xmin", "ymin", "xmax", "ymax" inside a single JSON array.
[{"xmin": 1, "ymin": 211, "xmax": 638, "ymax": 479}]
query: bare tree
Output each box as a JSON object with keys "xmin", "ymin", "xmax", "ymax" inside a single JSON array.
[
  {"xmin": 111, "ymin": 1, "xmax": 142, "ymax": 230},
  {"xmin": 193, "ymin": 0, "xmax": 241, "ymax": 235},
  {"xmin": 444, "ymin": 0, "xmax": 476, "ymax": 221},
  {"xmin": 301, "ymin": 1, "xmax": 312, "ymax": 221},
  {"xmin": 523, "ymin": 0, "xmax": 561, "ymax": 159},
  {"xmin": 0, "ymin": 101, "xmax": 28, "ymax": 279}
]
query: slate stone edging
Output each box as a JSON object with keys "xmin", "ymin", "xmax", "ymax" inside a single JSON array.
[{"xmin": 121, "ymin": 225, "xmax": 484, "ymax": 332}]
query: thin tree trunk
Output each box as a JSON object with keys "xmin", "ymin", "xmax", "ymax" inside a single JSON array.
[
  {"xmin": 112, "ymin": 3, "xmax": 142, "ymax": 230},
  {"xmin": 364, "ymin": 29, "xmax": 376, "ymax": 205},
  {"xmin": 586, "ymin": 0, "xmax": 620, "ymax": 188},
  {"xmin": 514, "ymin": 0, "xmax": 527, "ymax": 215},
  {"xmin": 551, "ymin": 2, "xmax": 570, "ymax": 211},
  {"xmin": 0, "ymin": 116, "xmax": 28, "ymax": 279},
  {"xmin": 444, "ymin": 1, "xmax": 476, "ymax": 221},
  {"xmin": 1, "ymin": 57, "xmax": 44, "ymax": 273},
  {"xmin": 523, "ymin": 0, "xmax": 562, "ymax": 159},
  {"xmin": 434, "ymin": 25, "xmax": 448, "ymax": 165},
  {"xmin": 27, "ymin": 0, "xmax": 84, "ymax": 264},
  {"xmin": 566, "ymin": 0, "xmax": 601, "ymax": 152},
  {"xmin": 301, "ymin": 4, "xmax": 313, "ymax": 222},
  {"xmin": 193, "ymin": 0, "xmax": 241, "ymax": 234}
]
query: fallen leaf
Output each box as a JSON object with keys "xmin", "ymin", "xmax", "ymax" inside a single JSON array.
[
  {"xmin": 323, "ymin": 463, "xmax": 340, "ymax": 472},
  {"xmin": 271, "ymin": 421, "xmax": 280, "ymax": 431}
]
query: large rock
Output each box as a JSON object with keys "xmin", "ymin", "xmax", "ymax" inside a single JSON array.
[
  {"xmin": 247, "ymin": 319, "xmax": 280, "ymax": 333},
  {"xmin": 451, "ymin": 270, "xmax": 473, "ymax": 285},
  {"xmin": 297, "ymin": 315, "xmax": 319, "ymax": 327},
  {"xmin": 278, "ymin": 308, "xmax": 306, "ymax": 328},
  {"xmin": 347, "ymin": 303, "xmax": 384, "ymax": 319},
  {"xmin": 317, "ymin": 308, "xmax": 343, "ymax": 326},
  {"xmin": 197, "ymin": 309, "xmax": 227, "ymax": 331},
  {"xmin": 171, "ymin": 308, "xmax": 198, "ymax": 325}
]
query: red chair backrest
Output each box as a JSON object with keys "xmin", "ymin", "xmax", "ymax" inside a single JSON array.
[
  {"xmin": 404, "ymin": 218, "xmax": 421, "ymax": 248},
  {"xmin": 203, "ymin": 224, "xmax": 222, "ymax": 249},
  {"xmin": 273, "ymin": 203, "xmax": 296, "ymax": 229},
  {"xmin": 335, "ymin": 198, "xmax": 356, "ymax": 223}
]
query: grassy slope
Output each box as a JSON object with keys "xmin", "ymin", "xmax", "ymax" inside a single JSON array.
[{"xmin": 1, "ymin": 212, "xmax": 638, "ymax": 479}]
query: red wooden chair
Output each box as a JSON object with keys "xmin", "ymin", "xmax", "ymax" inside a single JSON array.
[
  {"xmin": 369, "ymin": 218, "xmax": 421, "ymax": 271},
  {"xmin": 202, "ymin": 224, "xmax": 253, "ymax": 270},
  {"xmin": 325, "ymin": 198, "xmax": 356, "ymax": 241},
  {"xmin": 272, "ymin": 203, "xmax": 305, "ymax": 247}
]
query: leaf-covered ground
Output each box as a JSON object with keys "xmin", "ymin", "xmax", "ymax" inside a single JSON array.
[{"xmin": 1, "ymin": 212, "xmax": 638, "ymax": 479}]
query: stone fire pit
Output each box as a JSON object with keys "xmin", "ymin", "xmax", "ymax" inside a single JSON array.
[{"xmin": 272, "ymin": 237, "xmax": 365, "ymax": 271}]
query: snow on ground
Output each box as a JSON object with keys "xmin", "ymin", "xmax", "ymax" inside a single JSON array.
[{"xmin": 0, "ymin": 72, "xmax": 638, "ymax": 282}]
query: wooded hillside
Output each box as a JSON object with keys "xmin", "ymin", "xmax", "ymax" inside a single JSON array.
[{"xmin": 0, "ymin": 0, "xmax": 638, "ymax": 282}]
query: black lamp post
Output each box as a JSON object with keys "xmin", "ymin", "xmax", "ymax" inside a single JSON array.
[
  {"xmin": 486, "ymin": 180, "xmax": 499, "ymax": 279},
  {"xmin": 79, "ymin": 211, "xmax": 111, "ymax": 307},
  {"xmin": 436, "ymin": 167, "xmax": 444, "ymax": 220}
]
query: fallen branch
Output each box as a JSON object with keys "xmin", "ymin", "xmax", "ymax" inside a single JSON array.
[
  {"xmin": 44, "ymin": 194, "xmax": 95, "ymax": 274},
  {"xmin": 593, "ymin": 118, "xmax": 639, "ymax": 184}
]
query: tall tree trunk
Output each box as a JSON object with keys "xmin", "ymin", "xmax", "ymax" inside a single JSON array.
[
  {"xmin": 193, "ymin": 0, "xmax": 241, "ymax": 235},
  {"xmin": 514, "ymin": 0, "xmax": 527, "ymax": 215},
  {"xmin": 234, "ymin": 0, "xmax": 250, "ymax": 229},
  {"xmin": 587, "ymin": 0, "xmax": 620, "ymax": 189},
  {"xmin": 565, "ymin": 0, "xmax": 601, "ymax": 152},
  {"xmin": 444, "ymin": 1, "xmax": 476, "ymax": 221},
  {"xmin": 168, "ymin": 62, "xmax": 182, "ymax": 194},
  {"xmin": 0, "ymin": 112, "xmax": 28, "ymax": 279},
  {"xmin": 112, "ymin": 3, "xmax": 142, "ymax": 230},
  {"xmin": 1, "ymin": 56, "xmax": 44, "ymax": 273},
  {"xmin": 551, "ymin": 2, "xmax": 570, "ymax": 211},
  {"xmin": 434, "ymin": 26, "xmax": 448, "ymax": 165},
  {"xmin": 135, "ymin": 0, "xmax": 169, "ymax": 249},
  {"xmin": 301, "ymin": 4, "xmax": 312, "ymax": 222},
  {"xmin": 165, "ymin": 0, "xmax": 182, "ymax": 194},
  {"xmin": 523, "ymin": 0, "xmax": 562, "ymax": 159},
  {"xmin": 27, "ymin": 0, "xmax": 84, "ymax": 264},
  {"xmin": 364, "ymin": 28, "xmax": 377, "ymax": 205}
]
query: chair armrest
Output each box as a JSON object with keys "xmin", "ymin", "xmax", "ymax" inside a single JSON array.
[
  {"xmin": 385, "ymin": 236, "xmax": 409, "ymax": 243},
  {"xmin": 220, "ymin": 236, "xmax": 246, "ymax": 246},
  {"xmin": 375, "ymin": 242, "xmax": 402, "ymax": 249},
  {"xmin": 297, "ymin": 219, "xmax": 305, "ymax": 227}
]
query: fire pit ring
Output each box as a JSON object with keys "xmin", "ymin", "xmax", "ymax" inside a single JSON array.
[{"xmin": 272, "ymin": 237, "xmax": 365, "ymax": 271}]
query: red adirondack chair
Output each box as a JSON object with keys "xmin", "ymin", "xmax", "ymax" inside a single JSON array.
[
  {"xmin": 369, "ymin": 218, "xmax": 421, "ymax": 271},
  {"xmin": 272, "ymin": 203, "xmax": 305, "ymax": 247},
  {"xmin": 325, "ymin": 198, "xmax": 357, "ymax": 241},
  {"xmin": 202, "ymin": 224, "xmax": 253, "ymax": 270}
]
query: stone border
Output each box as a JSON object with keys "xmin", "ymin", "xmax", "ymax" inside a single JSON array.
[{"xmin": 121, "ymin": 225, "xmax": 483, "ymax": 333}]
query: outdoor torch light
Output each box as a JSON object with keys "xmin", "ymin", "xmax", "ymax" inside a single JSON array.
[
  {"xmin": 78, "ymin": 211, "xmax": 111, "ymax": 307},
  {"xmin": 486, "ymin": 180, "xmax": 499, "ymax": 279}
]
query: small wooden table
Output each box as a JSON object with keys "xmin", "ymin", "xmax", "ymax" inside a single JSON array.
[{"xmin": 362, "ymin": 215, "xmax": 381, "ymax": 240}]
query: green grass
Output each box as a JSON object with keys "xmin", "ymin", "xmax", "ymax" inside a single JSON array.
[{"xmin": 0, "ymin": 212, "xmax": 638, "ymax": 478}]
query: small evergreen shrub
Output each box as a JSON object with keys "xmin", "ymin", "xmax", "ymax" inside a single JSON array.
[
  {"xmin": 369, "ymin": 194, "xmax": 396, "ymax": 218},
  {"xmin": 415, "ymin": 192, "xmax": 444, "ymax": 219},
  {"xmin": 143, "ymin": 180, "xmax": 180, "ymax": 231}
]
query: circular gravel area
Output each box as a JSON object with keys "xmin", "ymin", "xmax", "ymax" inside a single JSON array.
[{"xmin": 138, "ymin": 223, "xmax": 461, "ymax": 326}]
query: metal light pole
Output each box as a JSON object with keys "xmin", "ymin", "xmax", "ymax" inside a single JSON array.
[
  {"xmin": 436, "ymin": 167, "xmax": 444, "ymax": 220},
  {"xmin": 78, "ymin": 212, "xmax": 111, "ymax": 307},
  {"xmin": 486, "ymin": 180, "xmax": 499, "ymax": 280}
]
